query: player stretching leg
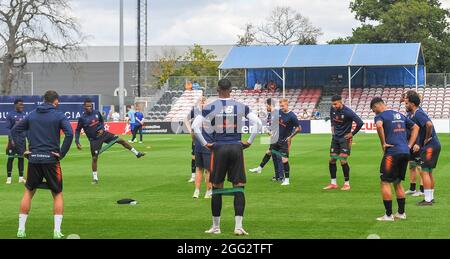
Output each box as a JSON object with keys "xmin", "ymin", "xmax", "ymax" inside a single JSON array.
[
  {"xmin": 5, "ymin": 99, "xmax": 27, "ymax": 184},
  {"xmin": 404, "ymin": 92, "xmax": 441, "ymax": 206},
  {"xmin": 249, "ymin": 98, "xmax": 283, "ymax": 181},
  {"xmin": 323, "ymin": 95, "xmax": 363, "ymax": 191},
  {"xmin": 75, "ymin": 99, "xmax": 145, "ymax": 184},
  {"xmin": 371, "ymin": 97, "xmax": 419, "ymax": 221},
  {"xmin": 12, "ymin": 91, "xmax": 74, "ymax": 239},
  {"xmin": 193, "ymin": 79, "xmax": 262, "ymax": 235},
  {"xmin": 270, "ymin": 99, "xmax": 301, "ymax": 186}
]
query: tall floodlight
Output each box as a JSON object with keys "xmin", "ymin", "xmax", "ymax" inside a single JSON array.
[
  {"xmin": 137, "ymin": 0, "xmax": 148, "ymax": 97},
  {"xmin": 119, "ymin": 0, "xmax": 125, "ymax": 118}
]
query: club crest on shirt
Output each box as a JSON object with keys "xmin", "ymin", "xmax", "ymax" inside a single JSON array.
[{"xmin": 223, "ymin": 106, "xmax": 234, "ymax": 114}]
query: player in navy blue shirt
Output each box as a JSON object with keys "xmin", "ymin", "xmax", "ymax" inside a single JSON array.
[
  {"xmin": 400, "ymin": 91, "xmax": 425, "ymax": 196},
  {"xmin": 371, "ymin": 97, "xmax": 419, "ymax": 221},
  {"xmin": 324, "ymin": 95, "xmax": 364, "ymax": 191},
  {"xmin": 249, "ymin": 98, "xmax": 284, "ymax": 182},
  {"xmin": 5, "ymin": 98, "xmax": 27, "ymax": 184},
  {"xmin": 75, "ymin": 99, "xmax": 145, "ymax": 184},
  {"xmin": 11, "ymin": 91, "xmax": 74, "ymax": 239},
  {"xmin": 404, "ymin": 91, "xmax": 441, "ymax": 206},
  {"xmin": 131, "ymin": 106, "xmax": 144, "ymax": 143},
  {"xmin": 192, "ymin": 79, "xmax": 262, "ymax": 236},
  {"xmin": 269, "ymin": 98, "xmax": 301, "ymax": 186}
]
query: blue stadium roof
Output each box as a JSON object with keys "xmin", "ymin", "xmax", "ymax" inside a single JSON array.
[
  {"xmin": 219, "ymin": 45, "xmax": 292, "ymax": 69},
  {"xmin": 219, "ymin": 43, "xmax": 424, "ymax": 69}
]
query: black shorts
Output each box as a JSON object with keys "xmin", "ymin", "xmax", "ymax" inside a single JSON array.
[
  {"xmin": 409, "ymin": 150, "xmax": 421, "ymax": 169},
  {"xmin": 5, "ymin": 139, "xmax": 25, "ymax": 157},
  {"xmin": 420, "ymin": 144, "xmax": 441, "ymax": 172},
  {"xmin": 210, "ymin": 144, "xmax": 246, "ymax": 184},
  {"xmin": 330, "ymin": 138, "xmax": 352, "ymax": 159},
  {"xmin": 90, "ymin": 131, "xmax": 119, "ymax": 157},
  {"xmin": 26, "ymin": 163, "xmax": 63, "ymax": 194},
  {"xmin": 270, "ymin": 142, "xmax": 290, "ymax": 158},
  {"xmin": 195, "ymin": 152, "xmax": 212, "ymax": 171},
  {"xmin": 380, "ymin": 153, "xmax": 409, "ymax": 184}
]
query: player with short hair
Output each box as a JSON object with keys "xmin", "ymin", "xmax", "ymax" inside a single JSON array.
[
  {"xmin": 131, "ymin": 106, "xmax": 144, "ymax": 143},
  {"xmin": 184, "ymin": 98, "xmax": 206, "ymax": 183},
  {"xmin": 249, "ymin": 98, "xmax": 284, "ymax": 181},
  {"xmin": 404, "ymin": 91, "xmax": 441, "ymax": 206},
  {"xmin": 75, "ymin": 99, "xmax": 145, "ymax": 184},
  {"xmin": 401, "ymin": 91, "xmax": 424, "ymax": 197},
  {"xmin": 192, "ymin": 79, "xmax": 262, "ymax": 236},
  {"xmin": 127, "ymin": 105, "xmax": 136, "ymax": 143},
  {"xmin": 11, "ymin": 90, "xmax": 74, "ymax": 239},
  {"xmin": 371, "ymin": 97, "xmax": 419, "ymax": 221},
  {"xmin": 188, "ymin": 97, "xmax": 213, "ymax": 199},
  {"xmin": 269, "ymin": 98, "xmax": 302, "ymax": 186},
  {"xmin": 5, "ymin": 98, "xmax": 27, "ymax": 184},
  {"xmin": 323, "ymin": 95, "xmax": 364, "ymax": 191}
]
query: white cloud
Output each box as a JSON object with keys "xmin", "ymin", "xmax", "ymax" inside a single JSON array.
[{"xmin": 72, "ymin": 0, "xmax": 448, "ymax": 46}]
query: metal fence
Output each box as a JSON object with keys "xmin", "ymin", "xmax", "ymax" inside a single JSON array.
[
  {"xmin": 167, "ymin": 76, "xmax": 245, "ymax": 90},
  {"xmin": 427, "ymin": 73, "xmax": 449, "ymax": 87}
]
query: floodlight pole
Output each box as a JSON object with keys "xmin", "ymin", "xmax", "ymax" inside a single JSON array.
[
  {"xmin": 119, "ymin": 0, "xmax": 125, "ymax": 119},
  {"xmin": 137, "ymin": 0, "xmax": 141, "ymax": 97}
]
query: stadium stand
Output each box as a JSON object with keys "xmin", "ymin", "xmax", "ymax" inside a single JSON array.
[
  {"xmin": 147, "ymin": 85, "xmax": 449, "ymax": 122},
  {"xmin": 341, "ymin": 86, "xmax": 450, "ymax": 119},
  {"xmin": 163, "ymin": 90, "xmax": 203, "ymax": 122},
  {"xmin": 146, "ymin": 90, "xmax": 184, "ymax": 122}
]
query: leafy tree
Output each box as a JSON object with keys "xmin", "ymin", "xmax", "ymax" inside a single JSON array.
[
  {"xmin": 329, "ymin": 0, "xmax": 450, "ymax": 72},
  {"xmin": 174, "ymin": 44, "xmax": 218, "ymax": 77}
]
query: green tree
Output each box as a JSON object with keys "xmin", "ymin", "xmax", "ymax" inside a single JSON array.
[
  {"xmin": 329, "ymin": 0, "xmax": 450, "ymax": 72},
  {"xmin": 151, "ymin": 48, "xmax": 180, "ymax": 87},
  {"xmin": 174, "ymin": 44, "xmax": 218, "ymax": 77}
]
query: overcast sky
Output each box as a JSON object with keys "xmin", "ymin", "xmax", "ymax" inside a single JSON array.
[{"xmin": 72, "ymin": 0, "xmax": 450, "ymax": 46}]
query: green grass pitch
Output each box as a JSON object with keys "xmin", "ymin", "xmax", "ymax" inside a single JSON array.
[{"xmin": 0, "ymin": 133, "xmax": 449, "ymax": 239}]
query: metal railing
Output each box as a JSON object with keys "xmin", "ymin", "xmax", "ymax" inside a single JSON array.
[
  {"xmin": 167, "ymin": 76, "xmax": 245, "ymax": 90},
  {"xmin": 427, "ymin": 73, "xmax": 449, "ymax": 87}
]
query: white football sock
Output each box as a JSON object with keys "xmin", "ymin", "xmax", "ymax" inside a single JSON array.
[
  {"xmin": 130, "ymin": 148, "xmax": 139, "ymax": 155},
  {"xmin": 54, "ymin": 215, "xmax": 63, "ymax": 232},
  {"xmin": 344, "ymin": 181, "xmax": 350, "ymax": 186},
  {"xmin": 18, "ymin": 214, "xmax": 28, "ymax": 231},
  {"xmin": 235, "ymin": 216, "xmax": 243, "ymax": 230},
  {"xmin": 92, "ymin": 172, "xmax": 98, "ymax": 180},
  {"xmin": 212, "ymin": 216, "xmax": 220, "ymax": 228},
  {"xmin": 431, "ymin": 189, "xmax": 435, "ymax": 200},
  {"xmin": 331, "ymin": 179, "xmax": 337, "ymax": 185},
  {"xmin": 191, "ymin": 173, "xmax": 196, "ymax": 179},
  {"xmin": 424, "ymin": 189, "xmax": 432, "ymax": 202}
]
